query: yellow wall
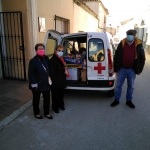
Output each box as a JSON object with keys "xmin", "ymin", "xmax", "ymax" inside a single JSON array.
[{"xmin": 37, "ymin": 0, "xmax": 74, "ymax": 43}]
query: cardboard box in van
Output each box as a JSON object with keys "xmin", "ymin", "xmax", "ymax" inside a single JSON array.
[
  {"xmin": 81, "ymin": 69, "xmax": 86, "ymax": 82},
  {"xmin": 66, "ymin": 68, "xmax": 79, "ymax": 81}
]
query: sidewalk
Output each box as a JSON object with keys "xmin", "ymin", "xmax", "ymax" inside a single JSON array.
[{"xmin": 0, "ymin": 79, "xmax": 32, "ymax": 122}]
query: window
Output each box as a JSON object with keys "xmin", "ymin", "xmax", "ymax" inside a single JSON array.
[
  {"xmin": 55, "ymin": 15, "xmax": 70, "ymax": 34},
  {"xmin": 62, "ymin": 36, "xmax": 87, "ymax": 55},
  {"xmin": 63, "ymin": 40, "xmax": 79, "ymax": 54},
  {"xmin": 45, "ymin": 38, "xmax": 57, "ymax": 59},
  {"xmin": 88, "ymin": 38, "xmax": 104, "ymax": 62}
]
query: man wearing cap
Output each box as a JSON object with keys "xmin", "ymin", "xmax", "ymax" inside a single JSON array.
[{"xmin": 111, "ymin": 29, "xmax": 145, "ymax": 108}]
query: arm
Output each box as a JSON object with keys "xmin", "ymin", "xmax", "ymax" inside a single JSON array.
[
  {"xmin": 113, "ymin": 42, "xmax": 122, "ymax": 72},
  {"xmin": 28, "ymin": 59, "xmax": 38, "ymax": 88},
  {"xmin": 49, "ymin": 58, "xmax": 58, "ymax": 88},
  {"xmin": 138, "ymin": 44, "xmax": 146, "ymax": 73}
]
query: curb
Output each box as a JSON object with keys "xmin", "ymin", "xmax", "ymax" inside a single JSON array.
[{"xmin": 0, "ymin": 100, "xmax": 32, "ymax": 131}]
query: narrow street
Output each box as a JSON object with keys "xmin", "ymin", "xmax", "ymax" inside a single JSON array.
[
  {"xmin": 0, "ymin": 0, "xmax": 150, "ymax": 150},
  {"xmin": 0, "ymin": 52, "xmax": 150, "ymax": 150}
]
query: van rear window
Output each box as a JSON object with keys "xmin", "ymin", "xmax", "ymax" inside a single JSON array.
[
  {"xmin": 45, "ymin": 38, "xmax": 57, "ymax": 58},
  {"xmin": 88, "ymin": 38, "xmax": 104, "ymax": 62}
]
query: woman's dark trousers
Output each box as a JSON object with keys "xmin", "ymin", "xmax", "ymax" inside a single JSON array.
[
  {"xmin": 32, "ymin": 90, "xmax": 50, "ymax": 116},
  {"xmin": 51, "ymin": 88, "xmax": 64, "ymax": 111}
]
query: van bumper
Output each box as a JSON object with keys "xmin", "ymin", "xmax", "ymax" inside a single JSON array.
[
  {"xmin": 66, "ymin": 85, "xmax": 115, "ymax": 91},
  {"xmin": 66, "ymin": 74, "xmax": 116, "ymax": 91},
  {"xmin": 66, "ymin": 80, "xmax": 116, "ymax": 91}
]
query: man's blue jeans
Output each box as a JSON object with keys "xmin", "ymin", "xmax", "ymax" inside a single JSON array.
[{"xmin": 115, "ymin": 68, "xmax": 136, "ymax": 101}]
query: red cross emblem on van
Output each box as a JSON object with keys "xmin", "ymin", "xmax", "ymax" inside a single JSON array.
[{"xmin": 94, "ymin": 63, "xmax": 106, "ymax": 74}]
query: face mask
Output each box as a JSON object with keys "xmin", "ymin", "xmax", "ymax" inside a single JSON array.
[
  {"xmin": 57, "ymin": 51, "xmax": 63, "ymax": 57},
  {"xmin": 126, "ymin": 35, "xmax": 134, "ymax": 42},
  {"xmin": 36, "ymin": 50, "xmax": 45, "ymax": 56}
]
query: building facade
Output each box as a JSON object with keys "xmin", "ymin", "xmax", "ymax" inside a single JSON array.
[
  {"xmin": 0, "ymin": 0, "xmax": 107, "ymax": 80},
  {"xmin": 83, "ymin": 0, "xmax": 108, "ymax": 32}
]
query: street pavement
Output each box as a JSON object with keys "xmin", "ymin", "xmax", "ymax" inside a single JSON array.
[{"xmin": 0, "ymin": 52, "xmax": 150, "ymax": 150}]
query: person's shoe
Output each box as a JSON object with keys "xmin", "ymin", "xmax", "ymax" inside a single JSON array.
[
  {"xmin": 45, "ymin": 114, "xmax": 53, "ymax": 119},
  {"xmin": 59, "ymin": 107, "xmax": 66, "ymax": 111},
  {"xmin": 126, "ymin": 101, "xmax": 135, "ymax": 108},
  {"xmin": 53, "ymin": 110, "xmax": 60, "ymax": 114},
  {"xmin": 110, "ymin": 100, "xmax": 119, "ymax": 107},
  {"xmin": 35, "ymin": 114, "xmax": 43, "ymax": 119}
]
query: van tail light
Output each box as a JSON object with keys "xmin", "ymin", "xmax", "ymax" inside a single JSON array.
[
  {"xmin": 108, "ymin": 49, "xmax": 114, "ymax": 77},
  {"xmin": 109, "ymin": 81, "xmax": 113, "ymax": 86}
]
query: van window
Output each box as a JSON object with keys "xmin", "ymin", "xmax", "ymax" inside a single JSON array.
[
  {"xmin": 62, "ymin": 36, "xmax": 86, "ymax": 56},
  {"xmin": 63, "ymin": 40, "xmax": 79, "ymax": 54},
  {"xmin": 45, "ymin": 38, "xmax": 57, "ymax": 58},
  {"xmin": 88, "ymin": 38, "xmax": 104, "ymax": 62}
]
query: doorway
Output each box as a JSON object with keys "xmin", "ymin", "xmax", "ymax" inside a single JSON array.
[{"xmin": 0, "ymin": 12, "xmax": 26, "ymax": 80}]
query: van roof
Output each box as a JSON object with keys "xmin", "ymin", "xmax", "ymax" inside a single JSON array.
[
  {"xmin": 63, "ymin": 32, "xmax": 108, "ymax": 36},
  {"xmin": 47, "ymin": 29, "xmax": 110, "ymax": 37}
]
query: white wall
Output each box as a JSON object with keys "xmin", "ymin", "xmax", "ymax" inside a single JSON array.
[
  {"xmin": 119, "ymin": 20, "xmax": 135, "ymax": 40},
  {"xmin": 99, "ymin": 5, "xmax": 105, "ymax": 31},
  {"xmin": 73, "ymin": 3, "xmax": 98, "ymax": 32},
  {"xmin": 145, "ymin": 10, "xmax": 150, "ymax": 45},
  {"xmin": 84, "ymin": 1, "xmax": 107, "ymax": 32},
  {"xmin": 85, "ymin": 2, "xmax": 99, "ymax": 15}
]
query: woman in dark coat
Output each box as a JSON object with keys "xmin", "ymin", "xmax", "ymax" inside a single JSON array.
[
  {"xmin": 49, "ymin": 45, "xmax": 70, "ymax": 114},
  {"xmin": 28, "ymin": 43, "xmax": 53, "ymax": 119}
]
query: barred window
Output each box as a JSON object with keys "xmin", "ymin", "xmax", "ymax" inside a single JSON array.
[{"xmin": 54, "ymin": 15, "xmax": 70, "ymax": 34}]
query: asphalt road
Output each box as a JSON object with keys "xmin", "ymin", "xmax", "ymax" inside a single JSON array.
[{"xmin": 0, "ymin": 52, "xmax": 150, "ymax": 150}]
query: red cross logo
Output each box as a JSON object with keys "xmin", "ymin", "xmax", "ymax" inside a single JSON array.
[{"xmin": 94, "ymin": 63, "xmax": 106, "ymax": 74}]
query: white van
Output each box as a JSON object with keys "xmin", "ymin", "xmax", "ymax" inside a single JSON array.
[{"xmin": 44, "ymin": 30, "xmax": 116, "ymax": 96}]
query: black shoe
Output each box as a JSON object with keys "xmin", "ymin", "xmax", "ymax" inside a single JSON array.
[
  {"xmin": 53, "ymin": 110, "xmax": 60, "ymax": 114},
  {"xmin": 111, "ymin": 100, "xmax": 119, "ymax": 107},
  {"xmin": 126, "ymin": 101, "xmax": 135, "ymax": 108},
  {"xmin": 59, "ymin": 107, "xmax": 66, "ymax": 111},
  {"xmin": 45, "ymin": 115, "xmax": 53, "ymax": 119},
  {"xmin": 35, "ymin": 115, "xmax": 43, "ymax": 119}
]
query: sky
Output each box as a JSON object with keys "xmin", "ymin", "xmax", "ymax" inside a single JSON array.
[{"xmin": 101, "ymin": 0, "xmax": 150, "ymax": 23}]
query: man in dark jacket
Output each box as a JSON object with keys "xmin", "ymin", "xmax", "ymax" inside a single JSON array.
[
  {"xmin": 49, "ymin": 45, "xmax": 70, "ymax": 114},
  {"xmin": 111, "ymin": 29, "xmax": 145, "ymax": 108}
]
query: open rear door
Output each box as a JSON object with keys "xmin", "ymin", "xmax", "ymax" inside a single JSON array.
[
  {"xmin": 87, "ymin": 32, "xmax": 109, "ymax": 85},
  {"xmin": 44, "ymin": 30, "xmax": 63, "ymax": 58}
]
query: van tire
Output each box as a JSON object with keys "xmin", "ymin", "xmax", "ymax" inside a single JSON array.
[{"xmin": 108, "ymin": 89, "xmax": 114, "ymax": 97}]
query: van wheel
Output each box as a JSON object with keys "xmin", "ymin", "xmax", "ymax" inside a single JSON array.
[{"xmin": 108, "ymin": 89, "xmax": 114, "ymax": 97}]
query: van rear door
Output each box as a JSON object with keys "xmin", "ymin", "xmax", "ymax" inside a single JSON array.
[
  {"xmin": 87, "ymin": 32, "xmax": 109, "ymax": 86},
  {"xmin": 44, "ymin": 30, "xmax": 62, "ymax": 58}
]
